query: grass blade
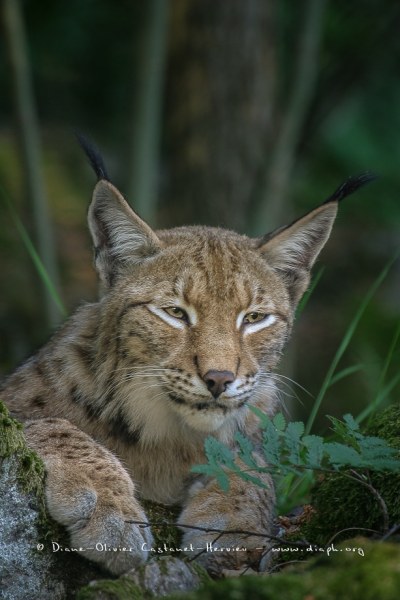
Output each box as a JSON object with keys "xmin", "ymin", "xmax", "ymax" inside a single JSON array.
[
  {"xmin": 305, "ymin": 252, "xmax": 399, "ymax": 435},
  {"xmin": 328, "ymin": 364, "xmax": 364, "ymax": 387},
  {"xmin": 0, "ymin": 185, "xmax": 67, "ymax": 317},
  {"xmin": 362, "ymin": 317, "xmax": 400, "ymax": 422}
]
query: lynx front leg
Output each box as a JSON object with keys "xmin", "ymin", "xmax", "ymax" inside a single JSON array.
[
  {"xmin": 24, "ymin": 418, "xmax": 152, "ymax": 575},
  {"xmin": 179, "ymin": 472, "xmax": 275, "ymax": 577}
]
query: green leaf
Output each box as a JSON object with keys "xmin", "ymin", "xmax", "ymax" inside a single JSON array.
[
  {"xmin": 327, "ymin": 415, "xmax": 347, "ymax": 436},
  {"xmin": 273, "ymin": 412, "xmax": 286, "ymax": 431},
  {"xmin": 236, "ymin": 471, "xmax": 268, "ymax": 488},
  {"xmin": 249, "ymin": 405, "xmax": 270, "ymax": 428},
  {"xmin": 324, "ymin": 442, "xmax": 363, "ymax": 468},
  {"xmin": 342, "ymin": 414, "xmax": 360, "ymax": 432},
  {"xmin": 204, "ymin": 436, "xmax": 234, "ymax": 467},
  {"xmin": 284, "ymin": 421, "xmax": 305, "ymax": 465},
  {"xmin": 215, "ymin": 470, "xmax": 230, "ymax": 492},
  {"xmin": 286, "ymin": 421, "xmax": 305, "ymax": 438},
  {"xmin": 356, "ymin": 436, "xmax": 400, "ymax": 470},
  {"xmin": 191, "ymin": 464, "xmax": 216, "ymax": 476},
  {"xmin": 262, "ymin": 420, "xmax": 281, "ymax": 465},
  {"xmin": 327, "ymin": 414, "xmax": 361, "ymax": 448},
  {"xmin": 302, "ymin": 434, "xmax": 324, "ymax": 468},
  {"xmin": 234, "ymin": 432, "xmax": 258, "ymax": 469}
]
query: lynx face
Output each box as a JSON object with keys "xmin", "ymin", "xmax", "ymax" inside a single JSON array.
[
  {"xmin": 88, "ymin": 176, "xmax": 364, "ymax": 437},
  {"xmin": 102, "ymin": 227, "xmax": 292, "ymax": 433}
]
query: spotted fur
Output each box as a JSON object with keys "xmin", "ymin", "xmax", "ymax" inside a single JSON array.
[{"xmin": 0, "ymin": 168, "xmax": 372, "ymax": 575}]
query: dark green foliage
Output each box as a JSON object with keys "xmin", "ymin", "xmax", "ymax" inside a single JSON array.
[
  {"xmin": 192, "ymin": 408, "xmax": 400, "ymax": 515},
  {"xmin": 302, "ymin": 403, "xmax": 400, "ymax": 545}
]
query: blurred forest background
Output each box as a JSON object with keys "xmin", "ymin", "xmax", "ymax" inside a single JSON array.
[{"xmin": 0, "ymin": 0, "xmax": 399, "ymax": 432}]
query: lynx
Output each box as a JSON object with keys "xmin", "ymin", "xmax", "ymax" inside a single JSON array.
[{"xmin": 0, "ymin": 140, "xmax": 373, "ymax": 576}]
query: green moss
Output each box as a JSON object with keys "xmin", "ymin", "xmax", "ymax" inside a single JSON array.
[
  {"xmin": 270, "ymin": 532, "xmax": 310, "ymax": 566},
  {"xmin": 367, "ymin": 404, "xmax": 400, "ymax": 441},
  {"xmin": 301, "ymin": 403, "xmax": 400, "ymax": 545},
  {"xmin": 0, "ymin": 401, "xmax": 45, "ymax": 502},
  {"xmin": 77, "ymin": 578, "xmax": 144, "ymax": 600},
  {"xmin": 0, "ymin": 400, "xmax": 26, "ymax": 454},
  {"xmin": 165, "ymin": 538, "xmax": 400, "ymax": 600},
  {"xmin": 0, "ymin": 400, "xmax": 64, "ymax": 544},
  {"xmin": 141, "ymin": 499, "xmax": 181, "ymax": 550}
]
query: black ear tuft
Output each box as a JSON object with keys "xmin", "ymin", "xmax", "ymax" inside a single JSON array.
[
  {"xmin": 75, "ymin": 132, "xmax": 110, "ymax": 182},
  {"xmin": 323, "ymin": 171, "xmax": 377, "ymax": 205}
]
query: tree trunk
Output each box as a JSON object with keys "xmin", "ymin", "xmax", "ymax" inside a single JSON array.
[
  {"xmin": 162, "ymin": 0, "xmax": 277, "ymax": 232},
  {"xmin": 128, "ymin": 0, "xmax": 169, "ymax": 224},
  {"xmin": 251, "ymin": 0, "xmax": 328, "ymax": 234}
]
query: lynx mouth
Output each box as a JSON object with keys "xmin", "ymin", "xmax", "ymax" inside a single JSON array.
[{"xmin": 167, "ymin": 392, "xmax": 247, "ymax": 412}]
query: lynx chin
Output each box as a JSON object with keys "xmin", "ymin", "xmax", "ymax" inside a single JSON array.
[{"xmin": 0, "ymin": 138, "xmax": 374, "ymax": 576}]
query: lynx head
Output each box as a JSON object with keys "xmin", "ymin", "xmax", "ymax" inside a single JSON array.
[{"xmin": 81, "ymin": 137, "xmax": 374, "ymax": 438}]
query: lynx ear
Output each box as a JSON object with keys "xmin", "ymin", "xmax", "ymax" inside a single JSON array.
[
  {"xmin": 256, "ymin": 173, "xmax": 376, "ymax": 306},
  {"xmin": 88, "ymin": 180, "xmax": 161, "ymax": 286},
  {"xmin": 257, "ymin": 203, "xmax": 338, "ymax": 305}
]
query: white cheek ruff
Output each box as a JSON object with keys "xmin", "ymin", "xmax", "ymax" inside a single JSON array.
[
  {"xmin": 244, "ymin": 314, "xmax": 276, "ymax": 335},
  {"xmin": 147, "ymin": 304, "xmax": 185, "ymax": 329}
]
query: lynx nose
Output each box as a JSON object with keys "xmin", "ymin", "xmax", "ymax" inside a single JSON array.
[{"xmin": 203, "ymin": 370, "xmax": 235, "ymax": 398}]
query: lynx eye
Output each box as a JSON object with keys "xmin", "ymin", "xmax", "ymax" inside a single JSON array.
[
  {"xmin": 163, "ymin": 306, "xmax": 188, "ymax": 321},
  {"xmin": 243, "ymin": 312, "xmax": 268, "ymax": 324}
]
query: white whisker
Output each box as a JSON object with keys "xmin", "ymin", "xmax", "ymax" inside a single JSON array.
[{"xmin": 267, "ymin": 372, "xmax": 313, "ymax": 397}]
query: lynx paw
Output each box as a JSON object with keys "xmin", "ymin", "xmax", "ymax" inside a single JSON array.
[
  {"xmin": 179, "ymin": 477, "xmax": 274, "ymax": 577},
  {"xmin": 65, "ymin": 500, "xmax": 152, "ymax": 575},
  {"xmin": 25, "ymin": 418, "xmax": 153, "ymax": 575},
  {"xmin": 45, "ymin": 474, "xmax": 153, "ymax": 575}
]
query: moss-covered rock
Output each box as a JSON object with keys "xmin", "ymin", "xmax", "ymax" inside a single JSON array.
[
  {"xmin": 163, "ymin": 538, "xmax": 400, "ymax": 600},
  {"xmin": 301, "ymin": 403, "xmax": 400, "ymax": 545}
]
